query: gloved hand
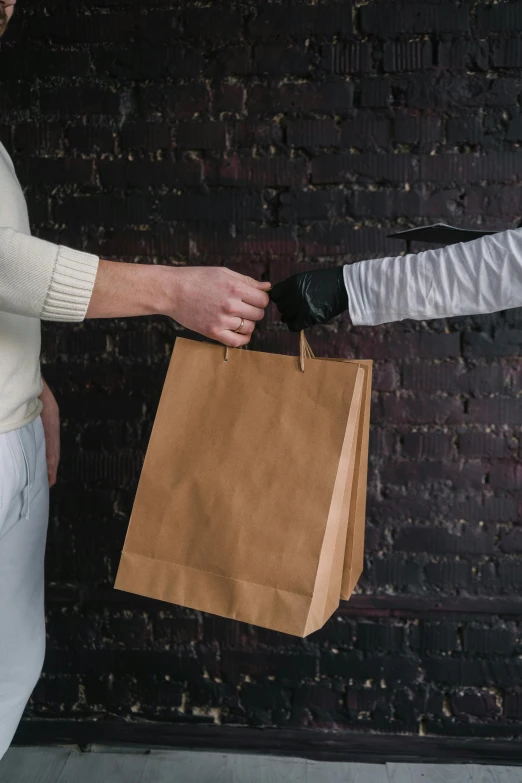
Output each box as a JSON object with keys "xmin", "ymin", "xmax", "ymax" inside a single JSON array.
[{"xmin": 270, "ymin": 267, "xmax": 348, "ymax": 332}]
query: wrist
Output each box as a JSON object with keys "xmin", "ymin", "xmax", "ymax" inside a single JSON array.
[
  {"xmin": 115, "ymin": 263, "xmax": 176, "ymax": 318},
  {"xmin": 139, "ymin": 264, "xmax": 175, "ymax": 317},
  {"xmin": 150, "ymin": 265, "xmax": 185, "ymax": 319}
]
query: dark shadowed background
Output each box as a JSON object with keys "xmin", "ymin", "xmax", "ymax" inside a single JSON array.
[{"xmin": 2, "ymin": 0, "xmax": 522, "ymax": 754}]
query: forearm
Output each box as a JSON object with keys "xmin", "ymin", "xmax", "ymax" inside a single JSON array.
[
  {"xmin": 0, "ymin": 227, "xmax": 172, "ymax": 322},
  {"xmin": 0, "ymin": 227, "xmax": 178, "ymax": 322},
  {"xmin": 39, "ymin": 376, "xmax": 57, "ymax": 407},
  {"xmin": 85, "ymin": 260, "xmax": 169, "ymax": 319},
  {"xmin": 344, "ymin": 228, "xmax": 522, "ymax": 326},
  {"xmin": 39, "ymin": 376, "xmax": 60, "ymax": 488}
]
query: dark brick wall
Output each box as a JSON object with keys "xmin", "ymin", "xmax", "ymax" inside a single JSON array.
[{"xmin": 2, "ymin": 0, "xmax": 522, "ymax": 742}]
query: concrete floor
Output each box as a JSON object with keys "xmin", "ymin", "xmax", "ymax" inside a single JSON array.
[{"xmin": 0, "ymin": 746, "xmax": 521, "ymax": 782}]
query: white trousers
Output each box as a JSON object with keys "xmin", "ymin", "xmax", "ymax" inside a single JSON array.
[{"xmin": 0, "ymin": 417, "xmax": 48, "ymax": 760}]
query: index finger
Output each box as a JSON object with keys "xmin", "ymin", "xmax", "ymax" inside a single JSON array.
[
  {"xmin": 223, "ymin": 268, "xmax": 272, "ymax": 291},
  {"xmin": 239, "ymin": 284, "xmax": 270, "ymax": 309}
]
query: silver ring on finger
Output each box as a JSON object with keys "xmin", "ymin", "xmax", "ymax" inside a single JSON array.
[{"xmin": 233, "ymin": 317, "xmax": 245, "ymax": 334}]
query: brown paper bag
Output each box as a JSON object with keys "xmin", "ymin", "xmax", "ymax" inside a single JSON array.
[
  {"xmin": 341, "ymin": 360, "xmax": 372, "ymax": 600},
  {"xmin": 314, "ymin": 356, "xmax": 372, "ymax": 600},
  {"xmin": 115, "ymin": 335, "xmax": 370, "ymax": 637},
  {"xmin": 302, "ymin": 354, "xmax": 372, "ymax": 602}
]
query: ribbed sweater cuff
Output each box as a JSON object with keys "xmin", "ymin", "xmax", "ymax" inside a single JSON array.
[{"xmin": 41, "ymin": 246, "xmax": 99, "ymax": 322}]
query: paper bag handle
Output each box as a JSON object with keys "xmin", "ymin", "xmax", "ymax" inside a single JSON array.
[
  {"xmin": 299, "ymin": 330, "xmax": 315, "ymax": 372},
  {"xmin": 224, "ymin": 331, "xmax": 315, "ymax": 372}
]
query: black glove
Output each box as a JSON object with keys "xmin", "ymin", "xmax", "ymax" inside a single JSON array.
[{"xmin": 270, "ymin": 267, "xmax": 348, "ymax": 332}]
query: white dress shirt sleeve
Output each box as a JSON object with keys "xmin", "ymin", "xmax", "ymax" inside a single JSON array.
[{"xmin": 344, "ymin": 228, "xmax": 522, "ymax": 326}]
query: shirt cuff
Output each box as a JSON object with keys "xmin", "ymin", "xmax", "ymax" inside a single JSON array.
[
  {"xmin": 343, "ymin": 262, "xmax": 374, "ymax": 326},
  {"xmin": 41, "ymin": 246, "xmax": 99, "ymax": 322}
]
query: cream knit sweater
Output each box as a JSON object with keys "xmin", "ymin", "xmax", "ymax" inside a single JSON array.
[{"xmin": 0, "ymin": 141, "xmax": 99, "ymax": 433}]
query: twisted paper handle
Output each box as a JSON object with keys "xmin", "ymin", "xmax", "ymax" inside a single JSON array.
[{"xmin": 299, "ymin": 330, "xmax": 315, "ymax": 371}]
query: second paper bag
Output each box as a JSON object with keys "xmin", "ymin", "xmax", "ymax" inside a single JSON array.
[{"xmin": 116, "ymin": 337, "xmax": 364, "ymax": 637}]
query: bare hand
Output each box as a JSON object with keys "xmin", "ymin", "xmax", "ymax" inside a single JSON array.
[
  {"xmin": 166, "ymin": 267, "xmax": 271, "ymax": 347},
  {"xmin": 86, "ymin": 261, "xmax": 271, "ymax": 347},
  {"xmin": 39, "ymin": 378, "xmax": 60, "ymax": 487}
]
